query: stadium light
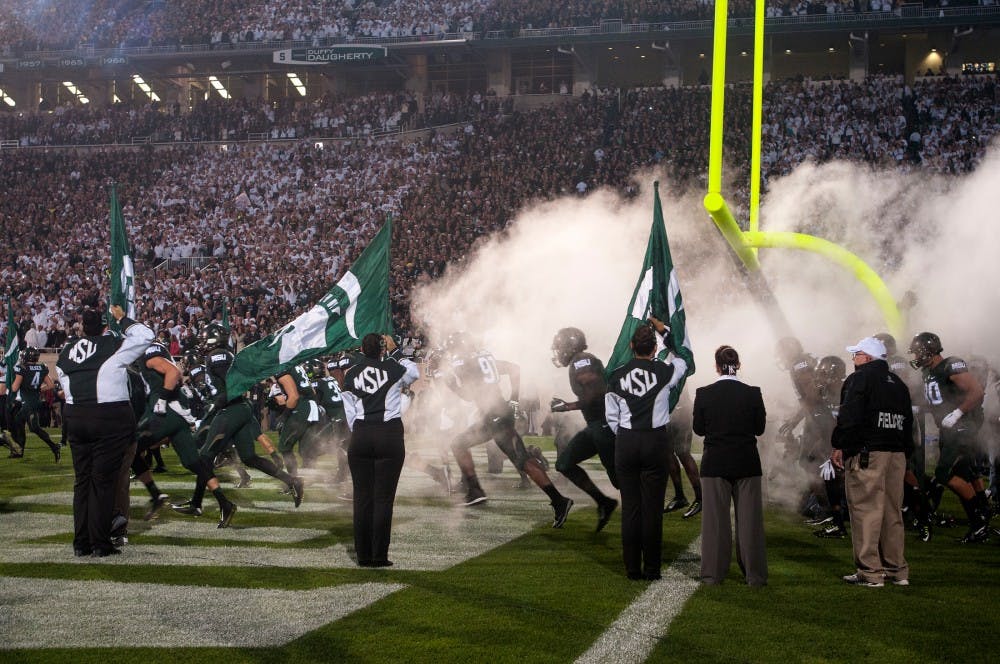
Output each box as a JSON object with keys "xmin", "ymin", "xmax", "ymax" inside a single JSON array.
[
  {"xmin": 62, "ymin": 81, "xmax": 89, "ymax": 104},
  {"xmin": 0, "ymin": 88, "xmax": 15, "ymax": 107},
  {"xmin": 132, "ymin": 74, "xmax": 160, "ymax": 102},
  {"xmin": 287, "ymin": 72, "xmax": 306, "ymax": 97},
  {"xmin": 208, "ymin": 75, "xmax": 231, "ymax": 99}
]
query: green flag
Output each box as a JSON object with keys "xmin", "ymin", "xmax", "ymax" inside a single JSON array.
[
  {"xmin": 221, "ymin": 297, "xmax": 230, "ymax": 332},
  {"xmin": 109, "ymin": 184, "xmax": 136, "ymax": 322},
  {"xmin": 4, "ymin": 296, "xmax": 18, "ymax": 390},
  {"xmin": 606, "ymin": 182, "xmax": 695, "ymax": 409},
  {"xmin": 225, "ymin": 217, "xmax": 394, "ymax": 397}
]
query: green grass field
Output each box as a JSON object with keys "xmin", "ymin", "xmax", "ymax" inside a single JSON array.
[{"xmin": 1, "ymin": 431, "xmax": 997, "ymax": 663}]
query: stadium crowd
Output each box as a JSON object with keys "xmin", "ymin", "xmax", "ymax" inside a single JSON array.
[
  {"xmin": 1, "ymin": 0, "xmax": 992, "ymax": 54},
  {"xmin": 0, "ymin": 90, "xmax": 512, "ymax": 145},
  {"xmin": 0, "ymin": 74, "xmax": 997, "ymax": 350}
]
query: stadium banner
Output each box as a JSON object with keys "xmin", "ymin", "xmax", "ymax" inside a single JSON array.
[
  {"xmin": 108, "ymin": 184, "xmax": 136, "ymax": 328},
  {"xmin": 606, "ymin": 182, "xmax": 695, "ymax": 409},
  {"xmin": 225, "ymin": 217, "xmax": 393, "ymax": 397},
  {"xmin": 272, "ymin": 46, "xmax": 387, "ymax": 65},
  {"xmin": 5, "ymin": 296, "xmax": 17, "ymax": 390}
]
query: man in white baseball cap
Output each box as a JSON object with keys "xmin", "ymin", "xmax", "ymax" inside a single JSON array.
[{"xmin": 845, "ymin": 336, "xmax": 887, "ymax": 361}]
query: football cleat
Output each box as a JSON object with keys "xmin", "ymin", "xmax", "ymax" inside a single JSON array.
[
  {"xmin": 143, "ymin": 494, "xmax": 170, "ymax": 521},
  {"xmin": 916, "ymin": 524, "xmax": 932, "ymax": 542},
  {"xmin": 290, "ymin": 477, "xmax": 304, "ymax": 508},
  {"xmin": 218, "ymin": 502, "xmax": 237, "ymax": 529},
  {"xmin": 552, "ymin": 497, "xmax": 574, "ymax": 528},
  {"xmin": 682, "ymin": 500, "xmax": 703, "ymax": 519},
  {"xmin": 596, "ymin": 499, "xmax": 618, "ymax": 533},
  {"xmin": 957, "ymin": 525, "xmax": 989, "ymax": 544},
  {"xmin": 664, "ymin": 496, "xmax": 689, "ymax": 514},
  {"xmin": 172, "ymin": 502, "xmax": 203, "ymax": 517},
  {"xmin": 235, "ymin": 476, "xmax": 253, "ymax": 489},
  {"xmin": 463, "ymin": 486, "xmax": 487, "ymax": 506},
  {"xmin": 814, "ymin": 525, "xmax": 847, "ymax": 539},
  {"xmin": 805, "ymin": 514, "xmax": 834, "ymax": 527}
]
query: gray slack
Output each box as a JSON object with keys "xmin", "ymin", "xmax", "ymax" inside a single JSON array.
[{"xmin": 700, "ymin": 475, "xmax": 767, "ymax": 586}]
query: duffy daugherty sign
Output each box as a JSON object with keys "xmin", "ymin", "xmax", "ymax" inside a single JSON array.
[{"xmin": 273, "ymin": 46, "xmax": 387, "ymax": 65}]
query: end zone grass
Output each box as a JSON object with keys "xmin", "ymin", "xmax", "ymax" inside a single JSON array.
[{"xmin": 1, "ymin": 432, "xmax": 997, "ymax": 663}]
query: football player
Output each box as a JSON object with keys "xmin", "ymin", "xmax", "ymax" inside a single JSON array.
[
  {"xmin": 187, "ymin": 324, "xmax": 302, "ymax": 508},
  {"xmin": 877, "ymin": 332, "xmax": 932, "ymax": 541},
  {"xmin": 813, "ymin": 355, "xmax": 849, "ymax": 538},
  {"xmin": 0, "ymin": 359, "xmax": 21, "ymax": 456},
  {"xmin": 663, "ymin": 390, "xmax": 703, "ymax": 520},
  {"xmin": 775, "ymin": 337, "xmax": 826, "ymax": 518},
  {"xmin": 10, "ymin": 346, "xmax": 61, "ymax": 461},
  {"xmin": 909, "ymin": 332, "xmax": 989, "ymax": 542},
  {"xmin": 549, "ymin": 327, "xmax": 618, "ymax": 531},
  {"xmin": 268, "ymin": 363, "xmax": 321, "ymax": 477},
  {"xmin": 445, "ymin": 332, "xmax": 573, "ymax": 526},
  {"xmin": 140, "ymin": 340, "xmax": 236, "ymax": 527}
]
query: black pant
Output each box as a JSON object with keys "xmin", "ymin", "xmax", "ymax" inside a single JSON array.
[
  {"xmin": 65, "ymin": 403, "xmax": 136, "ymax": 553},
  {"xmin": 615, "ymin": 428, "xmax": 670, "ymax": 578},
  {"xmin": 348, "ymin": 419, "xmax": 405, "ymax": 565},
  {"xmin": 555, "ymin": 419, "xmax": 618, "ymax": 488}
]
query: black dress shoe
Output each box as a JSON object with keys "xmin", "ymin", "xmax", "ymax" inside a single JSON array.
[
  {"xmin": 370, "ymin": 560, "xmax": 394, "ymax": 568},
  {"xmin": 73, "ymin": 547, "xmax": 93, "ymax": 557},
  {"xmin": 627, "ymin": 571, "xmax": 643, "ymax": 581},
  {"xmin": 92, "ymin": 547, "xmax": 122, "ymax": 558},
  {"xmin": 643, "ymin": 572, "xmax": 662, "ymax": 581},
  {"xmin": 357, "ymin": 560, "xmax": 374, "ymax": 567}
]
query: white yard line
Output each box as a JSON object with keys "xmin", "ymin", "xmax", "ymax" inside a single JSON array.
[
  {"xmin": 576, "ymin": 537, "xmax": 702, "ymax": 664},
  {"xmin": 0, "ymin": 576, "xmax": 404, "ymax": 649}
]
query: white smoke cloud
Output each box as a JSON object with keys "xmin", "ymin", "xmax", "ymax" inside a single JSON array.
[{"xmin": 410, "ymin": 141, "xmax": 1000, "ymax": 505}]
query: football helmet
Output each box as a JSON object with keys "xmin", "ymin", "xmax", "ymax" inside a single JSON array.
[
  {"xmin": 21, "ymin": 346, "xmax": 40, "ymax": 364},
  {"xmin": 873, "ymin": 333, "xmax": 897, "ymax": 357},
  {"xmin": 816, "ymin": 355, "xmax": 846, "ymax": 384},
  {"xmin": 551, "ymin": 327, "xmax": 587, "ymax": 367},
  {"xmin": 444, "ymin": 331, "xmax": 473, "ymax": 356},
  {"xmin": 776, "ymin": 337, "xmax": 803, "ymax": 370},
  {"xmin": 305, "ymin": 358, "xmax": 325, "ymax": 379},
  {"xmin": 908, "ymin": 332, "xmax": 942, "ymax": 369},
  {"xmin": 198, "ymin": 323, "xmax": 229, "ymax": 353}
]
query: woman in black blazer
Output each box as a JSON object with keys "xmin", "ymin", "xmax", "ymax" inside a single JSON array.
[{"xmin": 693, "ymin": 345, "xmax": 767, "ymax": 586}]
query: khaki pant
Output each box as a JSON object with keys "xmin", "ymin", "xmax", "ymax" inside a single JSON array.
[{"xmin": 845, "ymin": 450, "xmax": 907, "ymax": 583}]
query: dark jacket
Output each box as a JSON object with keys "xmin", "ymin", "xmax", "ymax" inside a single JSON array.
[
  {"xmin": 832, "ymin": 359, "xmax": 913, "ymax": 458},
  {"xmin": 693, "ymin": 377, "xmax": 766, "ymax": 478}
]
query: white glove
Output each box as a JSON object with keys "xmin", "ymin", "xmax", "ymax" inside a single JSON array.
[
  {"xmin": 508, "ymin": 400, "xmax": 520, "ymax": 420},
  {"xmin": 941, "ymin": 408, "xmax": 963, "ymax": 429},
  {"xmin": 550, "ymin": 397, "xmax": 569, "ymax": 413},
  {"xmin": 169, "ymin": 400, "xmax": 197, "ymax": 425},
  {"xmin": 819, "ymin": 459, "xmax": 836, "ymax": 481},
  {"xmin": 193, "ymin": 419, "xmax": 202, "ymax": 431},
  {"xmin": 153, "ymin": 398, "xmax": 167, "ymax": 415}
]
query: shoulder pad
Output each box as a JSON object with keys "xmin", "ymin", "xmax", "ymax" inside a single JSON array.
[
  {"xmin": 144, "ymin": 344, "xmax": 170, "ymax": 358},
  {"xmin": 946, "ymin": 358, "xmax": 968, "ymax": 374}
]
